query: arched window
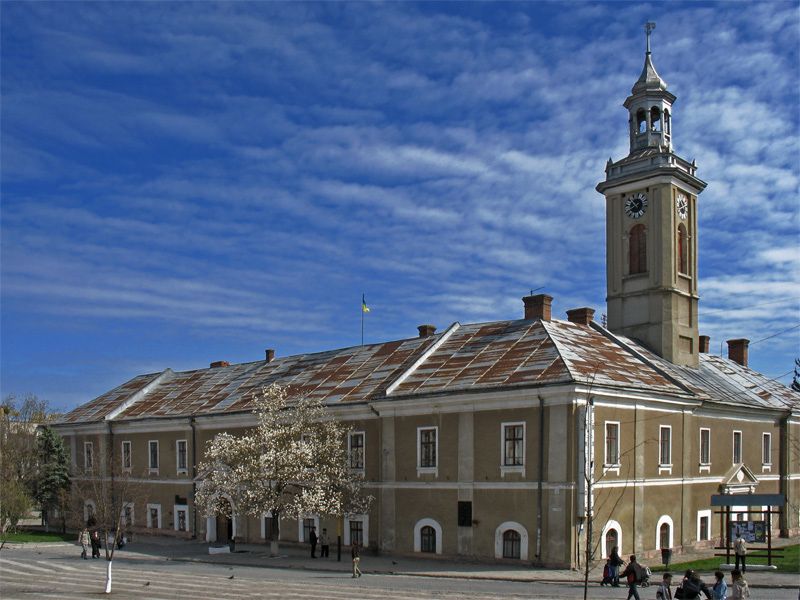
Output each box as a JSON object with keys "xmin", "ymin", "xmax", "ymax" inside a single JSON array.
[
  {"xmin": 678, "ymin": 224, "xmax": 688, "ymax": 274},
  {"xmin": 659, "ymin": 523, "xmax": 670, "ymax": 549},
  {"xmin": 650, "ymin": 106, "xmax": 662, "ymax": 131},
  {"xmin": 420, "ymin": 526, "xmax": 436, "ymax": 553},
  {"xmin": 637, "ymin": 109, "xmax": 647, "ymax": 133},
  {"xmin": 629, "ymin": 224, "xmax": 647, "ymax": 275},
  {"xmin": 601, "ymin": 519, "xmax": 623, "ymax": 558},
  {"xmin": 502, "ymin": 530, "xmax": 521, "ymax": 559}
]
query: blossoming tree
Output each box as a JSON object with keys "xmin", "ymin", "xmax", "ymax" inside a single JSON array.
[{"xmin": 196, "ymin": 384, "xmax": 372, "ymax": 556}]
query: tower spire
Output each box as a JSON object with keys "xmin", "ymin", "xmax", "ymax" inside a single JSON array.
[{"xmin": 645, "ymin": 21, "xmax": 656, "ymax": 54}]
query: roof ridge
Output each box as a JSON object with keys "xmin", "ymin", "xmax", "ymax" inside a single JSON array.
[{"xmin": 385, "ymin": 322, "xmax": 461, "ymax": 396}]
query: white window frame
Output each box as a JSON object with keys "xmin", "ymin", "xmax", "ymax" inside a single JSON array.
[
  {"xmin": 699, "ymin": 428, "xmax": 711, "ymax": 473},
  {"xmin": 146, "ymin": 503, "xmax": 162, "ymax": 529},
  {"xmin": 260, "ymin": 510, "xmax": 280, "ymax": 540},
  {"xmin": 762, "ymin": 433, "xmax": 772, "ymax": 471},
  {"xmin": 148, "ymin": 440, "xmax": 159, "ymax": 473},
  {"xmin": 83, "ymin": 499, "xmax": 96, "ymax": 524},
  {"xmin": 344, "ymin": 513, "xmax": 369, "ymax": 547},
  {"xmin": 176, "ymin": 439, "xmax": 188, "ymax": 475},
  {"xmin": 732, "ymin": 430, "xmax": 742, "ymax": 464},
  {"xmin": 84, "ymin": 441, "xmax": 94, "ymax": 471},
  {"xmin": 697, "ymin": 509, "xmax": 712, "ymax": 541},
  {"xmin": 120, "ymin": 501, "xmax": 135, "ymax": 528},
  {"xmin": 416, "ymin": 426, "xmax": 438, "ymax": 477},
  {"xmin": 655, "ymin": 514, "xmax": 674, "ymax": 550},
  {"xmin": 600, "ymin": 519, "xmax": 623, "ymax": 559},
  {"xmin": 494, "ymin": 521, "xmax": 529, "ymax": 560},
  {"xmin": 297, "ymin": 515, "xmax": 319, "ymax": 543},
  {"xmin": 121, "ymin": 440, "xmax": 132, "ymax": 472},
  {"xmin": 174, "ymin": 504, "xmax": 189, "ymax": 532},
  {"xmin": 413, "ymin": 517, "xmax": 442, "ymax": 554},
  {"xmin": 604, "ymin": 421, "xmax": 620, "ymax": 474},
  {"xmin": 500, "ymin": 421, "xmax": 526, "ymax": 477},
  {"xmin": 658, "ymin": 425, "xmax": 672, "ymax": 474},
  {"xmin": 348, "ymin": 431, "xmax": 365, "ymax": 473}
]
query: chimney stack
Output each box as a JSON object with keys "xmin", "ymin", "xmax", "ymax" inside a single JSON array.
[
  {"xmin": 418, "ymin": 324, "xmax": 437, "ymax": 338},
  {"xmin": 698, "ymin": 335, "xmax": 710, "ymax": 354},
  {"xmin": 265, "ymin": 349, "xmax": 275, "ymax": 362},
  {"xmin": 727, "ymin": 339, "xmax": 749, "ymax": 367},
  {"xmin": 566, "ymin": 307, "xmax": 595, "ymax": 325},
  {"xmin": 523, "ymin": 294, "xmax": 552, "ymax": 321},
  {"xmin": 209, "ymin": 360, "xmax": 230, "ymax": 368}
]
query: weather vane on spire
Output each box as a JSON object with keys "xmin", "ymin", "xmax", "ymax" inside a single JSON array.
[{"xmin": 645, "ymin": 21, "xmax": 656, "ymax": 54}]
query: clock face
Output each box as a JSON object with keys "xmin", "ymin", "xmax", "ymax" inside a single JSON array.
[
  {"xmin": 624, "ymin": 192, "xmax": 648, "ymax": 219},
  {"xmin": 676, "ymin": 193, "xmax": 689, "ymax": 220}
]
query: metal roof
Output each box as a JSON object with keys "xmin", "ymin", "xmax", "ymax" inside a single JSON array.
[{"xmin": 58, "ymin": 318, "xmax": 799, "ymax": 424}]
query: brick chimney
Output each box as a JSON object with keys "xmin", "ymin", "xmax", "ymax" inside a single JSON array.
[
  {"xmin": 566, "ymin": 307, "xmax": 595, "ymax": 325},
  {"xmin": 698, "ymin": 335, "xmax": 710, "ymax": 354},
  {"xmin": 727, "ymin": 339, "xmax": 749, "ymax": 367},
  {"xmin": 210, "ymin": 360, "xmax": 230, "ymax": 368},
  {"xmin": 523, "ymin": 294, "xmax": 552, "ymax": 321},
  {"xmin": 265, "ymin": 349, "xmax": 275, "ymax": 362},
  {"xmin": 418, "ymin": 324, "xmax": 436, "ymax": 338}
]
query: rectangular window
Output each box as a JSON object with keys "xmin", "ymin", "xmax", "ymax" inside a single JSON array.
[
  {"xmin": 148, "ymin": 440, "xmax": 159, "ymax": 471},
  {"xmin": 121, "ymin": 440, "xmax": 131, "ymax": 471},
  {"xmin": 733, "ymin": 431, "xmax": 742, "ymax": 464},
  {"xmin": 699, "ymin": 515, "xmax": 709, "ymax": 540},
  {"xmin": 605, "ymin": 422, "xmax": 620, "ymax": 466},
  {"xmin": 762, "ymin": 433, "xmax": 772, "ymax": 465},
  {"xmin": 700, "ymin": 428, "xmax": 711, "ymax": 465},
  {"xmin": 348, "ymin": 432, "xmax": 365, "ymax": 470},
  {"xmin": 502, "ymin": 423, "xmax": 525, "ymax": 466},
  {"xmin": 659, "ymin": 426, "xmax": 672, "ymax": 466},
  {"xmin": 418, "ymin": 427, "xmax": 438, "ymax": 469},
  {"xmin": 147, "ymin": 504, "xmax": 161, "ymax": 529},
  {"xmin": 123, "ymin": 504, "xmax": 134, "ymax": 528},
  {"xmin": 176, "ymin": 440, "xmax": 187, "ymax": 473},
  {"xmin": 349, "ymin": 520, "xmax": 363, "ymax": 546},
  {"xmin": 458, "ymin": 501, "xmax": 472, "ymax": 527},
  {"xmin": 175, "ymin": 505, "xmax": 188, "ymax": 532},
  {"xmin": 84, "ymin": 442, "xmax": 93, "ymax": 470},
  {"xmin": 302, "ymin": 518, "xmax": 315, "ymax": 542}
]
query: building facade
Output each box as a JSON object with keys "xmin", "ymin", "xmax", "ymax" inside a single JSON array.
[{"xmin": 52, "ymin": 37, "xmax": 800, "ymax": 568}]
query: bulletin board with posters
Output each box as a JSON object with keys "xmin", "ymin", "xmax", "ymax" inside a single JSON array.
[{"xmin": 729, "ymin": 520, "xmax": 766, "ymax": 543}]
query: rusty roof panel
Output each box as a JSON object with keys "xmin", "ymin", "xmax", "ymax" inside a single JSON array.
[{"xmin": 58, "ymin": 316, "xmax": 799, "ymax": 425}]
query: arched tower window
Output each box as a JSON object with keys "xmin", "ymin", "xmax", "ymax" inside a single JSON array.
[
  {"xmin": 678, "ymin": 223, "xmax": 688, "ymax": 275},
  {"xmin": 636, "ymin": 109, "xmax": 647, "ymax": 133},
  {"xmin": 629, "ymin": 224, "xmax": 647, "ymax": 275},
  {"xmin": 664, "ymin": 109, "xmax": 671, "ymax": 134},
  {"xmin": 650, "ymin": 106, "xmax": 662, "ymax": 131}
]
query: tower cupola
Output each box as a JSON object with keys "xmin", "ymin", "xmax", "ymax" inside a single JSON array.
[{"xmin": 624, "ymin": 22, "xmax": 675, "ymax": 154}]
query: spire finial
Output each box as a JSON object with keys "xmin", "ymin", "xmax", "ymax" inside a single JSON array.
[{"xmin": 645, "ymin": 22, "xmax": 656, "ymax": 54}]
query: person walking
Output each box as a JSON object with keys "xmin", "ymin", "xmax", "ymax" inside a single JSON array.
[
  {"xmin": 679, "ymin": 569, "xmax": 712, "ymax": 600},
  {"xmin": 351, "ymin": 541, "xmax": 362, "ymax": 578},
  {"xmin": 730, "ymin": 569, "xmax": 750, "ymax": 600},
  {"xmin": 656, "ymin": 572, "xmax": 673, "ymax": 600},
  {"xmin": 734, "ymin": 534, "xmax": 747, "ymax": 573},
  {"xmin": 319, "ymin": 528, "xmax": 329, "ymax": 558},
  {"xmin": 90, "ymin": 529, "xmax": 101, "ymax": 559},
  {"xmin": 609, "ymin": 545, "xmax": 624, "ymax": 587},
  {"xmin": 78, "ymin": 528, "xmax": 90, "ymax": 559},
  {"xmin": 620, "ymin": 554, "xmax": 642, "ymax": 600},
  {"xmin": 309, "ymin": 525, "xmax": 318, "ymax": 558},
  {"xmin": 711, "ymin": 570, "xmax": 728, "ymax": 600}
]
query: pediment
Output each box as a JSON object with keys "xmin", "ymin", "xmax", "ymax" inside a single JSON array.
[{"xmin": 719, "ymin": 463, "xmax": 759, "ymax": 494}]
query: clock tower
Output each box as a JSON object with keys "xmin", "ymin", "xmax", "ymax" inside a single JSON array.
[{"xmin": 596, "ymin": 23, "xmax": 707, "ymax": 367}]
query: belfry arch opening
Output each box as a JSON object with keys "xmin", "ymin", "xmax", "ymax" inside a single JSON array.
[
  {"xmin": 636, "ymin": 108, "xmax": 647, "ymax": 133},
  {"xmin": 650, "ymin": 106, "xmax": 662, "ymax": 131}
]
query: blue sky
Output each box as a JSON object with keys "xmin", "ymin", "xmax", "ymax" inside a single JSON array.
[{"xmin": 2, "ymin": 2, "xmax": 798, "ymax": 413}]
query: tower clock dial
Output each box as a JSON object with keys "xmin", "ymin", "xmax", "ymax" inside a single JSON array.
[
  {"xmin": 624, "ymin": 192, "xmax": 648, "ymax": 219},
  {"xmin": 676, "ymin": 193, "xmax": 689, "ymax": 220}
]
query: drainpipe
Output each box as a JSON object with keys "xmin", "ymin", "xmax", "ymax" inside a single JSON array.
[
  {"xmin": 779, "ymin": 412, "xmax": 790, "ymax": 537},
  {"xmin": 190, "ymin": 417, "xmax": 198, "ymax": 539},
  {"xmin": 536, "ymin": 394, "xmax": 545, "ymax": 564},
  {"xmin": 108, "ymin": 421, "xmax": 116, "ymax": 515}
]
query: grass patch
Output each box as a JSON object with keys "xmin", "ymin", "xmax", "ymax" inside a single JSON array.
[
  {"xmin": 651, "ymin": 544, "xmax": 799, "ymax": 574},
  {"xmin": 1, "ymin": 530, "xmax": 75, "ymax": 543}
]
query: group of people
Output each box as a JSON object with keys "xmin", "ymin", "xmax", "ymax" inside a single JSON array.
[
  {"xmin": 78, "ymin": 527, "xmax": 128, "ymax": 559},
  {"xmin": 655, "ymin": 569, "xmax": 750, "ymax": 600},
  {"xmin": 307, "ymin": 526, "xmax": 362, "ymax": 578},
  {"xmin": 602, "ymin": 546, "xmax": 750, "ymax": 600}
]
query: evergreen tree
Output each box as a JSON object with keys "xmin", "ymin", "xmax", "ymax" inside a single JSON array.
[
  {"xmin": 792, "ymin": 358, "xmax": 800, "ymax": 393},
  {"xmin": 33, "ymin": 426, "xmax": 71, "ymax": 532}
]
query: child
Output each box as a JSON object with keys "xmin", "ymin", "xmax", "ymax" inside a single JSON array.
[
  {"xmin": 656, "ymin": 572, "xmax": 673, "ymax": 600},
  {"xmin": 601, "ymin": 559, "xmax": 613, "ymax": 586},
  {"xmin": 730, "ymin": 569, "xmax": 749, "ymax": 600}
]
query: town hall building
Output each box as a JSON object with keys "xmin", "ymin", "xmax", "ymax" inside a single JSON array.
[{"xmin": 52, "ymin": 32, "xmax": 800, "ymax": 568}]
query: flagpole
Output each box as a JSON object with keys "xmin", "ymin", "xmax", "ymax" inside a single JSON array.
[{"xmin": 361, "ymin": 293, "xmax": 364, "ymax": 346}]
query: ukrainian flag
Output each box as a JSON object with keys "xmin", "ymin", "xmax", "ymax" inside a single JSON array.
[{"xmin": 362, "ymin": 294, "xmax": 370, "ymax": 313}]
